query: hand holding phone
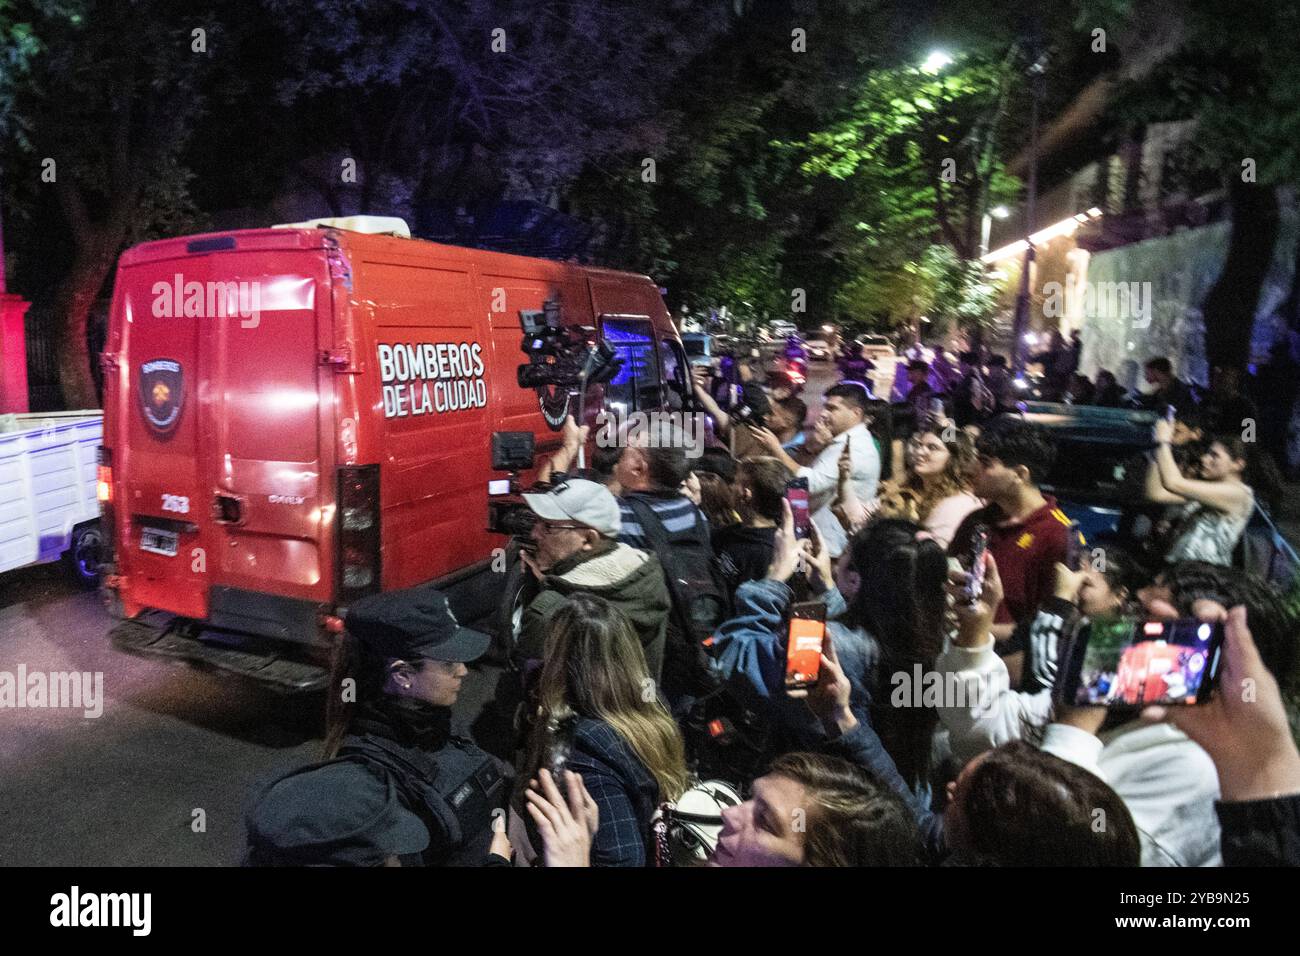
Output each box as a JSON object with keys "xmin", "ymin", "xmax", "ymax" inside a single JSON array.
[
  {"xmin": 784, "ymin": 600, "xmax": 827, "ymax": 691},
  {"xmin": 961, "ymin": 525, "xmax": 989, "ymax": 607},
  {"xmin": 1063, "ymin": 520, "xmax": 1083, "ymax": 571},
  {"xmin": 1055, "ymin": 616, "xmax": 1226, "ymax": 711},
  {"xmin": 785, "ymin": 477, "xmax": 812, "ymax": 541},
  {"xmin": 948, "ymin": 551, "xmax": 1003, "ymax": 647}
]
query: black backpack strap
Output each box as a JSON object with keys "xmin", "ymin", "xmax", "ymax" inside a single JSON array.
[
  {"xmin": 339, "ymin": 734, "xmax": 463, "ymax": 844},
  {"xmin": 624, "ymin": 495, "xmax": 694, "ymax": 638}
]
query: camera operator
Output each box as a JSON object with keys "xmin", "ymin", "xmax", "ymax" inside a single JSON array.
[{"xmin": 516, "ymin": 478, "xmax": 671, "ymax": 682}]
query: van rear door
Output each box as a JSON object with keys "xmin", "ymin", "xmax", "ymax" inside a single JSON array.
[{"xmin": 115, "ymin": 244, "xmax": 333, "ymax": 624}]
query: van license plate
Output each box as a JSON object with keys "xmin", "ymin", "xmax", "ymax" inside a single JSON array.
[{"xmin": 140, "ymin": 527, "xmax": 179, "ymax": 557}]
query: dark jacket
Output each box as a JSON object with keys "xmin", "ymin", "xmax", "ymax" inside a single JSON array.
[
  {"xmin": 519, "ymin": 540, "xmax": 671, "ymax": 680},
  {"xmin": 529, "ymin": 716, "xmax": 662, "ymax": 867},
  {"xmin": 247, "ymin": 699, "xmax": 509, "ymax": 867},
  {"xmin": 1218, "ymin": 794, "xmax": 1300, "ymax": 866},
  {"xmin": 713, "ymin": 523, "xmax": 776, "ymax": 591},
  {"xmin": 341, "ymin": 700, "xmax": 510, "ymax": 867}
]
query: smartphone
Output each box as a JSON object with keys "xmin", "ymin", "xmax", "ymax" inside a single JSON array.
[
  {"xmin": 784, "ymin": 601, "xmax": 827, "ymax": 691},
  {"xmin": 962, "ymin": 525, "xmax": 989, "ymax": 606},
  {"xmin": 1055, "ymin": 617, "xmax": 1226, "ymax": 711},
  {"xmin": 785, "ymin": 477, "xmax": 812, "ymax": 540}
]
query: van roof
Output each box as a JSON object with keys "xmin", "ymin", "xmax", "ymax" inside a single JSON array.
[{"xmin": 117, "ymin": 226, "xmax": 662, "ymax": 288}]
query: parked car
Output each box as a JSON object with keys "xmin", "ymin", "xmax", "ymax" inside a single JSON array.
[
  {"xmin": 805, "ymin": 337, "xmax": 832, "ymax": 361},
  {"xmin": 0, "ymin": 411, "xmax": 104, "ymax": 587}
]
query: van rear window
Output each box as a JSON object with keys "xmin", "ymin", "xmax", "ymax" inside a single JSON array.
[{"xmin": 602, "ymin": 317, "xmax": 661, "ymax": 412}]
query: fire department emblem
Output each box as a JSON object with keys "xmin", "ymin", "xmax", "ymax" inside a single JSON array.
[
  {"xmin": 139, "ymin": 358, "xmax": 185, "ymax": 436},
  {"xmin": 534, "ymin": 385, "xmax": 574, "ymax": 431}
]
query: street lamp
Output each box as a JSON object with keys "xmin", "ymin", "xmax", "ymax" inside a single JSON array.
[{"xmin": 980, "ymin": 206, "xmax": 1013, "ymax": 258}]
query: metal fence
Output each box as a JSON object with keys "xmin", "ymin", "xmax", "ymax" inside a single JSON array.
[{"xmin": 24, "ymin": 301, "xmax": 108, "ymax": 412}]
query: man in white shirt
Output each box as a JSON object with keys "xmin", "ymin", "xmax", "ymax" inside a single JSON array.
[{"xmin": 798, "ymin": 383, "xmax": 880, "ymax": 557}]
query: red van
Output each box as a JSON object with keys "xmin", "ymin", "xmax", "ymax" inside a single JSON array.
[{"xmin": 99, "ymin": 218, "xmax": 689, "ymax": 690}]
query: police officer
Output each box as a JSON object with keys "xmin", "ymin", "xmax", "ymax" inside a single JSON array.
[{"xmin": 245, "ymin": 587, "xmax": 511, "ymax": 866}]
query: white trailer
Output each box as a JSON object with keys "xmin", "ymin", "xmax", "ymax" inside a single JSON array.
[{"xmin": 0, "ymin": 411, "xmax": 104, "ymax": 585}]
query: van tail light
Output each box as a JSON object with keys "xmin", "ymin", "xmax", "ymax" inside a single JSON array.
[
  {"xmin": 97, "ymin": 447, "xmax": 117, "ymax": 569},
  {"xmin": 337, "ymin": 464, "xmax": 381, "ymax": 603}
]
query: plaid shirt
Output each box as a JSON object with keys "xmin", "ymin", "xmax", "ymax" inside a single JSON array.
[{"xmin": 565, "ymin": 718, "xmax": 661, "ymax": 867}]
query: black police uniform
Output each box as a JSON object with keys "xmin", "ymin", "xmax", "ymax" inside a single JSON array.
[{"xmin": 245, "ymin": 587, "xmax": 511, "ymax": 866}]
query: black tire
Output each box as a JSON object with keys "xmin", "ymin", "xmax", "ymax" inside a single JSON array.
[
  {"xmin": 492, "ymin": 550, "xmax": 538, "ymax": 668},
  {"xmin": 65, "ymin": 522, "xmax": 103, "ymax": 589}
]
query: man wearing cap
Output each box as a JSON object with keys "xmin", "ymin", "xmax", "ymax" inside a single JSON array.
[
  {"xmin": 245, "ymin": 587, "xmax": 511, "ymax": 866},
  {"xmin": 520, "ymin": 478, "xmax": 671, "ymax": 680}
]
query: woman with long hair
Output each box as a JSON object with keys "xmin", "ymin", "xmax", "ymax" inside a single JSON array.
[
  {"xmin": 1147, "ymin": 418, "xmax": 1281, "ymax": 566},
  {"xmin": 511, "ymin": 593, "xmax": 689, "ymax": 866},
  {"xmin": 835, "ymin": 518, "xmax": 950, "ymax": 795},
  {"xmin": 835, "ymin": 422, "xmax": 981, "ymax": 549}
]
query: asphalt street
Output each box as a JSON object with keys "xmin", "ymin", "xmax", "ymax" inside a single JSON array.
[{"xmin": 0, "ymin": 561, "xmax": 516, "ymax": 866}]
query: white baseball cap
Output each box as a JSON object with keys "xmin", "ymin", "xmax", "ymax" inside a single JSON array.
[{"xmin": 522, "ymin": 479, "xmax": 622, "ymax": 538}]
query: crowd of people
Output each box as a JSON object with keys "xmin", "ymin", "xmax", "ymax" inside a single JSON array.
[{"xmin": 243, "ymin": 338, "xmax": 1300, "ymax": 868}]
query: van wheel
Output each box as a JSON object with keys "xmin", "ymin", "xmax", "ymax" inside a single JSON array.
[
  {"xmin": 65, "ymin": 522, "xmax": 103, "ymax": 589},
  {"xmin": 493, "ymin": 554, "xmax": 537, "ymax": 668}
]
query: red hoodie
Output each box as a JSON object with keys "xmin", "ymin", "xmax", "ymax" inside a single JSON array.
[{"xmin": 951, "ymin": 495, "xmax": 1082, "ymax": 625}]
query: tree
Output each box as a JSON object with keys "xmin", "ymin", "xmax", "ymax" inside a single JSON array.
[
  {"xmin": 782, "ymin": 52, "xmax": 1019, "ymax": 336},
  {"xmin": 1083, "ymin": 0, "xmax": 1300, "ymax": 371},
  {"xmin": 5, "ymin": 0, "xmax": 213, "ymax": 407},
  {"xmin": 261, "ymin": 0, "xmax": 733, "ymax": 217}
]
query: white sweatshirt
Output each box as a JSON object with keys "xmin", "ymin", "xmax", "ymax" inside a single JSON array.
[{"xmin": 935, "ymin": 635, "xmax": 1223, "ymax": 867}]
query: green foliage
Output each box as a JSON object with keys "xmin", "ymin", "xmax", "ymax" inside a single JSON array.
[
  {"xmin": 838, "ymin": 243, "xmax": 999, "ymax": 334},
  {"xmin": 1082, "ymin": 0, "xmax": 1300, "ymax": 184}
]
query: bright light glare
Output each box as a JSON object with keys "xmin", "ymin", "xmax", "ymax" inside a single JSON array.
[{"xmin": 922, "ymin": 50, "xmax": 953, "ymax": 72}]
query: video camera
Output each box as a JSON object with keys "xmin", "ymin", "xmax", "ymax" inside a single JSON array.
[
  {"xmin": 487, "ymin": 301, "xmax": 624, "ymax": 540},
  {"xmin": 516, "ymin": 300, "xmax": 622, "ymax": 393}
]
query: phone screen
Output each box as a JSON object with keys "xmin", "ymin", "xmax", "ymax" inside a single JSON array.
[
  {"xmin": 1058, "ymin": 617, "xmax": 1225, "ymax": 709},
  {"xmin": 963, "ymin": 526, "xmax": 989, "ymax": 605},
  {"xmin": 785, "ymin": 478, "xmax": 812, "ymax": 540},
  {"xmin": 784, "ymin": 602, "xmax": 827, "ymax": 690}
]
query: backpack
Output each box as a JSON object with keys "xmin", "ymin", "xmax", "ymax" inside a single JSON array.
[
  {"xmin": 652, "ymin": 779, "xmax": 744, "ymax": 867},
  {"xmin": 339, "ymin": 732, "xmax": 509, "ymax": 865},
  {"xmin": 624, "ymin": 495, "xmax": 733, "ymax": 695}
]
